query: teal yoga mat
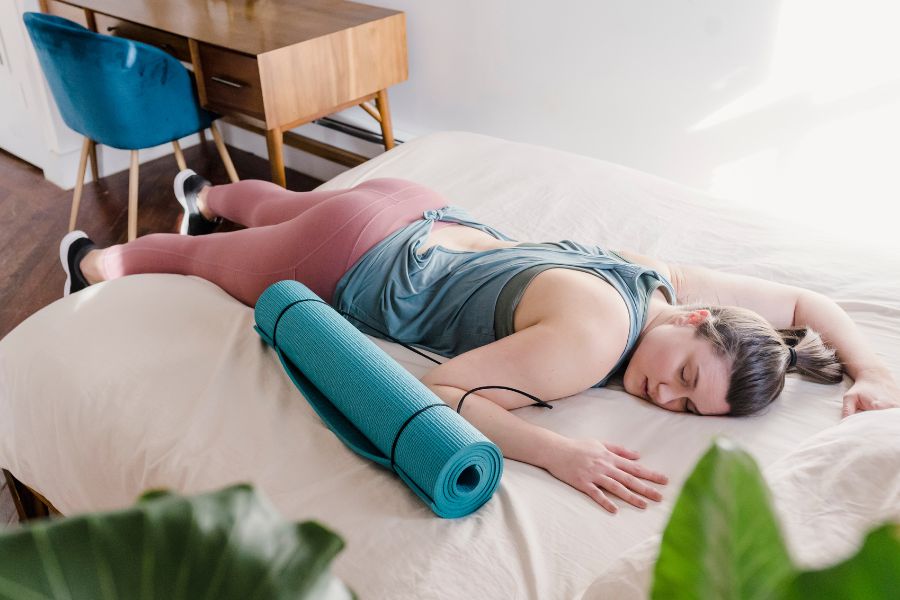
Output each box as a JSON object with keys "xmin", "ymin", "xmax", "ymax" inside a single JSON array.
[{"xmin": 253, "ymin": 280, "xmax": 503, "ymax": 518}]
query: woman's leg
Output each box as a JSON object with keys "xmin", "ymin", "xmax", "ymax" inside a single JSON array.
[
  {"xmin": 202, "ymin": 178, "xmax": 422, "ymax": 228},
  {"xmin": 81, "ymin": 179, "xmax": 453, "ymax": 306}
]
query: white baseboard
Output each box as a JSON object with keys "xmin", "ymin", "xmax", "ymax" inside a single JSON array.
[
  {"xmin": 217, "ymin": 114, "xmax": 420, "ymax": 184},
  {"xmin": 41, "ymin": 115, "xmax": 419, "ymax": 190},
  {"xmin": 41, "ymin": 133, "xmax": 205, "ymax": 190}
]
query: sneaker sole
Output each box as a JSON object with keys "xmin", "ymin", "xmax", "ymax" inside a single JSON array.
[
  {"xmin": 59, "ymin": 230, "xmax": 88, "ymax": 297},
  {"xmin": 174, "ymin": 168, "xmax": 197, "ymax": 236}
]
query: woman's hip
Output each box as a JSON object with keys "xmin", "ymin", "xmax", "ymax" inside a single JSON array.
[{"xmin": 288, "ymin": 179, "xmax": 452, "ymax": 301}]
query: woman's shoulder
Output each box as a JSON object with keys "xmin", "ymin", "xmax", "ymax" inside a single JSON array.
[{"xmin": 512, "ymin": 267, "xmax": 631, "ymax": 343}]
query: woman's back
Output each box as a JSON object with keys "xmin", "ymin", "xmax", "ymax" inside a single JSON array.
[
  {"xmin": 332, "ymin": 205, "xmax": 675, "ymax": 388},
  {"xmin": 416, "ymin": 220, "xmax": 519, "ymax": 255}
]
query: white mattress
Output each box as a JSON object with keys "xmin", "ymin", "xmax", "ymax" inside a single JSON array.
[{"xmin": 1, "ymin": 131, "xmax": 898, "ymax": 599}]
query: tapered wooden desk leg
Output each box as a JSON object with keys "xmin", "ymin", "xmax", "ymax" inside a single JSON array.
[
  {"xmin": 210, "ymin": 123, "xmax": 239, "ymax": 183},
  {"xmin": 266, "ymin": 127, "xmax": 286, "ymax": 187},
  {"xmin": 87, "ymin": 139, "xmax": 99, "ymax": 182},
  {"xmin": 69, "ymin": 137, "xmax": 91, "ymax": 232},
  {"xmin": 375, "ymin": 89, "xmax": 395, "ymax": 150},
  {"xmin": 172, "ymin": 140, "xmax": 188, "ymax": 171},
  {"xmin": 128, "ymin": 150, "xmax": 139, "ymax": 241}
]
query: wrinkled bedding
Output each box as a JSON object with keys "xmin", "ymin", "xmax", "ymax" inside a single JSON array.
[{"xmin": 1, "ymin": 131, "xmax": 898, "ymax": 599}]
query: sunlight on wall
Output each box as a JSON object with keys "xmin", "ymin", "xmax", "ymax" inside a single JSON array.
[{"xmin": 692, "ymin": 0, "xmax": 900, "ymax": 244}]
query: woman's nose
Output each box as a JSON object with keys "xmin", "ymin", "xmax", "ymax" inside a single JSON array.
[{"xmin": 657, "ymin": 382, "xmax": 683, "ymax": 407}]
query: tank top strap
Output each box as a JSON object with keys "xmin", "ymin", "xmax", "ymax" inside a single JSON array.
[{"xmin": 422, "ymin": 205, "xmax": 518, "ymax": 243}]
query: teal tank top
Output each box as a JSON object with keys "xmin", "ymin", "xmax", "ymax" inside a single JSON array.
[{"xmin": 332, "ymin": 205, "xmax": 676, "ymax": 387}]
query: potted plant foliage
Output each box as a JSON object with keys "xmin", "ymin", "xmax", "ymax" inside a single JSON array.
[
  {"xmin": 0, "ymin": 484, "xmax": 352, "ymax": 599},
  {"xmin": 652, "ymin": 438, "xmax": 899, "ymax": 599}
]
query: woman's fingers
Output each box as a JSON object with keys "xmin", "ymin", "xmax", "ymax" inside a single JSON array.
[
  {"xmin": 608, "ymin": 469, "xmax": 664, "ymax": 503},
  {"xmin": 615, "ymin": 458, "xmax": 669, "ymax": 485},
  {"xmin": 596, "ymin": 475, "xmax": 648, "ymax": 509},
  {"xmin": 605, "ymin": 443, "xmax": 640, "ymax": 460},
  {"xmin": 579, "ymin": 483, "xmax": 618, "ymax": 514}
]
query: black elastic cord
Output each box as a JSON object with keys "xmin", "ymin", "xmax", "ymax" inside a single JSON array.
[
  {"xmin": 456, "ymin": 385, "xmax": 553, "ymax": 414},
  {"xmin": 262, "ymin": 297, "xmax": 552, "ymax": 469},
  {"xmin": 269, "ymin": 300, "xmax": 552, "ymax": 412},
  {"xmin": 271, "ymin": 298, "xmax": 326, "ymax": 349},
  {"xmin": 389, "ymin": 403, "xmax": 453, "ymax": 471},
  {"xmin": 270, "ymin": 296, "xmax": 440, "ymax": 366},
  {"xmin": 330, "ymin": 315, "xmax": 552, "ymax": 413},
  {"xmin": 337, "ymin": 311, "xmax": 442, "ymax": 365}
]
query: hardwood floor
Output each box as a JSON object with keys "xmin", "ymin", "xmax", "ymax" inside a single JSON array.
[{"xmin": 0, "ymin": 141, "xmax": 324, "ymax": 527}]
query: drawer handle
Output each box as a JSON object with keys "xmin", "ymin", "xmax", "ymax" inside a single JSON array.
[{"xmin": 210, "ymin": 76, "xmax": 245, "ymax": 89}]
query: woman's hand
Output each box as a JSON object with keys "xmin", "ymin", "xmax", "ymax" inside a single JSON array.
[
  {"xmin": 545, "ymin": 437, "xmax": 668, "ymax": 514},
  {"xmin": 843, "ymin": 371, "xmax": 900, "ymax": 417}
]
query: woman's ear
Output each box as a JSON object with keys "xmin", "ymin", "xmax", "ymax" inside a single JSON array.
[{"xmin": 674, "ymin": 309, "xmax": 711, "ymax": 327}]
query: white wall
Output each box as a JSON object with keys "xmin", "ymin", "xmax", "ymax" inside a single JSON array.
[
  {"xmin": 311, "ymin": 0, "xmax": 900, "ymax": 242},
  {"xmin": 0, "ymin": 0, "xmax": 51, "ymax": 169}
]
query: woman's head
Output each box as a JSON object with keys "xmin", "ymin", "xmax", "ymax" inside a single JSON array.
[{"xmin": 623, "ymin": 304, "xmax": 844, "ymax": 416}]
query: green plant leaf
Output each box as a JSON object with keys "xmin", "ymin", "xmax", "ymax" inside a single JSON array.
[
  {"xmin": 651, "ymin": 437, "xmax": 795, "ymax": 600},
  {"xmin": 0, "ymin": 483, "xmax": 351, "ymax": 600},
  {"xmin": 784, "ymin": 524, "xmax": 900, "ymax": 600}
]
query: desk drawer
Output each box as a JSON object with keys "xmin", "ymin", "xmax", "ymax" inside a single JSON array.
[
  {"xmin": 44, "ymin": 0, "xmax": 89, "ymax": 27},
  {"xmin": 196, "ymin": 44, "xmax": 265, "ymax": 120},
  {"xmin": 94, "ymin": 14, "xmax": 191, "ymax": 62}
]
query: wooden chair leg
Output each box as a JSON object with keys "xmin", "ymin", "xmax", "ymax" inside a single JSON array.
[
  {"xmin": 172, "ymin": 140, "xmax": 187, "ymax": 171},
  {"xmin": 87, "ymin": 139, "xmax": 99, "ymax": 182},
  {"xmin": 128, "ymin": 150, "xmax": 139, "ymax": 241},
  {"xmin": 374, "ymin": 89, "xmax": 395, "ymax": 150},
  {"xmin": 359, "ymin": 100, "xmax": 382, "ymax": 124},
  {"xmin": 199, "ymin": 129, "xmax": 207, "ymax": 145},
  {"xmin": 209, "ymin": 123, "xmax": 239, "ymax": 183},
  {"xmin": 69, "ymin": 137, "xmax": 91, "ymax": 232},
  {"xmin": 265, "ymin": 127, "xmax": 286, "ymax": 187}
]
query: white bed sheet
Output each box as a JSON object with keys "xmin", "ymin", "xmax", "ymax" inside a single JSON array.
[{"xmin": 1, "ymin": 131, "xmax": 898, "ymax": 599}]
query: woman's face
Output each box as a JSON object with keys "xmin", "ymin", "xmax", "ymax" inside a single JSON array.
[{"xmin": 623, "ymin": 309, "xmax": 732, "ymax": 416}]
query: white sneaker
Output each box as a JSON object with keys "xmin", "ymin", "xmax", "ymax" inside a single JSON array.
[
  {"xmin": 59, "ymin": 230, "xmax": 95, "ymax": 297},
  {"xmin": 174, "ymin": 169, "xmax": 220, "ymax": 236}
]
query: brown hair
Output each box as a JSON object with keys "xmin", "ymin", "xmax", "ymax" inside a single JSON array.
[{"xmin": 680, "ymin": 304, "xmax": 844, "ymax": 416}]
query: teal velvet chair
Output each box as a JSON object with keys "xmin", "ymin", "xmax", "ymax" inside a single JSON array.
[{"xmin": 24, "ymin": 12, "xmax": 239, "ymax": 240}]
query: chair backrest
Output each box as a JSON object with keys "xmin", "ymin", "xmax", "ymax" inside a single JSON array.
[{"xmin": 23, "ymin": 12, "xmax": 213, "ymax": 149}]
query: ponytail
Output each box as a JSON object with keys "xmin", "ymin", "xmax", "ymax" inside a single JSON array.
[{"xmin": 777, "ymin": 327, "xmax": 844, "ymax": 384}]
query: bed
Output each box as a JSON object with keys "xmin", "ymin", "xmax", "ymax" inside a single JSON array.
[{"xmin": 1, "ymin": 131, "xmax": 898, "ymax": 599}]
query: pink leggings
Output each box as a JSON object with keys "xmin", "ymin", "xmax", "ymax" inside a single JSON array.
[{"xmin": 98, "ymin": 177, "xmax": 458, "ymax": 306}]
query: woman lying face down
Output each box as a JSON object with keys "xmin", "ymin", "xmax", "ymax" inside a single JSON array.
[
  {"xmin": 61, "ymin": 173, "xmax": 898, "ymax": 515},
  {"xmin": 624, "ymin": 304, "xmax": 843, "ymax": 417}
]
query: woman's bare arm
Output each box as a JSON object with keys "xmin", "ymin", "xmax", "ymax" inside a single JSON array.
[
  {"xmin": 419, "ymin": 309, "xmax": 669, "ymax": 512},
  {"xmin": 672, "ymin": 263, "xmax": 892, "ymax": 381},
  {"xmin": 613, "ymin": 248, "xmax": 799, "ymax": 328}
]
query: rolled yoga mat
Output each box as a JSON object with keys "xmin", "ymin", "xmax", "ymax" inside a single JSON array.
[{"xmin": 253, "ymin": 280, "xmax": 503, "ymax": 518}]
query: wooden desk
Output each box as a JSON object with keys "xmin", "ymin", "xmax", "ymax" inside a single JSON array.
[{"xmin": 40, "ymin": 0, "xmax": 408, "ymax": 186}]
